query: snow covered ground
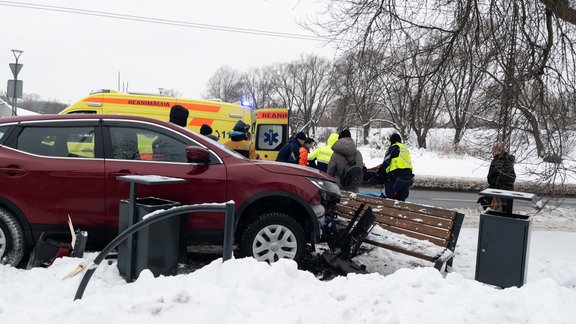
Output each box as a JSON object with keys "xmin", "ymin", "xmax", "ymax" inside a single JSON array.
[{"xmin": 1, "ymin": 133, "xmax": 576, "ymax": 323}]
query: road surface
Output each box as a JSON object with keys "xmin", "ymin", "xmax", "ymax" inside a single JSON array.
[{"xmin": 357, "ymin": 188, "xmax": 576, "ymax": 210}]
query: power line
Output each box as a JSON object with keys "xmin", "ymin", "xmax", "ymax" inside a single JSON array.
[{"xmin": 0, "ymin": 1, "xmax": 332, "ymax": 41}]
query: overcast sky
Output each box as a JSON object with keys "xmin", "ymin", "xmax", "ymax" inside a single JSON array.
[{"xmin": 0, "ymin": 0, "xmax": 336, "ymax": 104}]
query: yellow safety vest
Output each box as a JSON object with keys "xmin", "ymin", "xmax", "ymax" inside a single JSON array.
[
  {"xmin": 308, "ymin": 133, "xmax": 339, "ymax": 164},
  {"xmin": 386, "ymin": 143, "xmax": 412, "ymax": 173}
]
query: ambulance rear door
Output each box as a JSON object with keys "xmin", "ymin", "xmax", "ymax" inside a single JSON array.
[{"xmin": 254, "ymin": 108, "xmax": 288, "ymax": 160}]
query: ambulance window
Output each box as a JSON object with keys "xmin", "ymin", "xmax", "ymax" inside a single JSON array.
[{"xmin": 255, "ymin": 124, "xmax": 287, "ymax": 151}]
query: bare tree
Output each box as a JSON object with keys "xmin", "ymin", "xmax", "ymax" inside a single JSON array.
[
  {"xmin": 270, "ymin": 55, "xmax": 336, "ymax": 136},
  {"xmin": 333, "ymin": 50, "xmax": 384, "ymax": 144},
  {"xmin": 204, "ymin": 66, "xmax": 243, "ymax": 102},
  {"xmin": 161, "ymin": 88, "xmax": 181, "ymax": 97},
  {"xmin": 239, "ymin": 66, "xmax": 279, "ymax": 108}
]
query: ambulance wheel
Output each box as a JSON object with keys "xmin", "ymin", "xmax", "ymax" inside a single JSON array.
[
  {"xmin": 0, "ymin": 207, "xmax": 25, "ymax": 267},
  {"xmin": 240, "ymin": 212, "xmax": 305, "ymax": 265}
]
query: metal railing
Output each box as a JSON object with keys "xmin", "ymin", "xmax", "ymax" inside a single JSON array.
[{"xmin": 74, "ymin": 201, "xmax": 235, "ymax": 300}]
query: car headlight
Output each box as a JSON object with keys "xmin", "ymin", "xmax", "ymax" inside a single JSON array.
[{"xmin": 306, "ymin": 177, "xmax": 341, "ymax": 197}]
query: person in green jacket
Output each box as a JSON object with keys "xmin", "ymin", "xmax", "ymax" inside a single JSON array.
[{"xmin": 307, "ymin": 133, "xmax": 339, "ymax": 172}]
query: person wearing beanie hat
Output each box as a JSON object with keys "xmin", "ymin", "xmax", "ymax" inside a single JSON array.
[
  {"xmin": 390, "ymin": 133, "xmax": 402, "ymax": 144},
  {"xmin": 276, "ymin": 131, "xmax": 307, "ymax": 164},
  {"xmin": 373, "ymin": 133, "xmax": 414, "ymax": 201},
  {"xmin": 327, "ymin": 130, "xmax": 364, "ymax": 192},
  {"xmin": 232, "ymin": 120, "xmax": 250, "ymax": 133},
  {"xmin": 339, "ymin": 129, "xmax": 351, "ymax": 139},
  {"xmin": 200, "ymin": 123, "xmax": 219, "ymax": 141},
  {"xmin": 152, "ymin": 105, "xmax": 188, "ymax": 159},
  {"xmin": 223, "ymin": 120, "xmax": 257, "ymax": 159},
  {"xmin": 169, "ymin": 105, "xmax": 189, "ymax": 127},
  {"xmin": 200, "ymin": 124, "xmax": 212, "ymax": 136}
]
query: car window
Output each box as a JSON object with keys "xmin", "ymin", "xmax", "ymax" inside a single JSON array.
[
  {"xmin": 109, "ymin": 126, "xmax": 187, "ymax": 163},
  {"xmin": 17, "ymin": 126, "xmax": 96, "ymax": 158},
  {"xmin": 0, "ymin": 126, "xmax": 9, "ymax": 144}
]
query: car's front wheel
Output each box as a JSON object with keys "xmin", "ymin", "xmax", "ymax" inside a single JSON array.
[
  {"xmin": 240, "ymin": 212, "xmax": 306, "ymax": 265},
  {"xmin": 0, "ymin": 207, "xmax": 25, "ymax": 267}
]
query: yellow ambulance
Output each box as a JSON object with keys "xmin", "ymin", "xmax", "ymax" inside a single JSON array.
[{"xmin": 59, "ymin": 89, "xmax": 289, "ymax": 160}]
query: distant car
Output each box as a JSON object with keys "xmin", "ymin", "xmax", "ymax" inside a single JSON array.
[{"xmin": 0, "ymin": 114, "xmax": 341, "ymax": 267}]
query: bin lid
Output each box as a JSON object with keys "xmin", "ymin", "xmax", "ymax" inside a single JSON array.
[{"xmin": 479, "ymin": 188, "xmax": 538, "ymax": 202}]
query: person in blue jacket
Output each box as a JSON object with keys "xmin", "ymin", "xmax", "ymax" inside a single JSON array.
[{"xmin": 276, "ymin": 131, "xmax": 306, "ymax": 164}]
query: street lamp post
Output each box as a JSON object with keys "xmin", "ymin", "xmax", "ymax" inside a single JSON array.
[{"xmin": 9, "ymin": 49, "xmax": 24, "ymax": 116}]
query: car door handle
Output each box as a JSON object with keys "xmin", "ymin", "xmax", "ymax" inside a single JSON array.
[
  {"xmin": 0, "ymin": 165, "xmax": 27, "ymax": 176},
  {"xmin": 109, "ymin": 170, "xmax": 139, "ymax": 177}
]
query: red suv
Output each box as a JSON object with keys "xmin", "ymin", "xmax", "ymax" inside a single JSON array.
[{"xmin": 0, "ymin": 114, "xmax": 341, "ymax": 267}]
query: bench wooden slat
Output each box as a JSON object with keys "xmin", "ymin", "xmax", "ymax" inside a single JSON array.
[
  {"xmin": 364, "ymin": 239, "xmax": 437, "ymax": 262},
  {"xmin": 373, "ymin": 214, "xmax": 451, "ymax": 240},
  {"xmin": 374, "ymin": 207, "xmax": 454, "ymax": 229},
  {"xmin": 369, "ymin": 223, "xmax": 449, "ymax": 247},
  {"xmin": 341, "ymin": 192, "xmax": 457, "ymax": 219}
]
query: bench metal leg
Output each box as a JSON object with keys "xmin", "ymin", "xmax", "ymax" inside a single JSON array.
[
  {"xmin": 434, "ymin": 260, "xmax": 444, "ymax": 271},
  {"xmin": 446, "ymin": 256, "xmax": 454, "ymax": 270}
]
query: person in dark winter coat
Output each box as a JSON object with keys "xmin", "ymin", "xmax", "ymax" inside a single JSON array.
[
  {"xmin": 169, "ymin": 105, "xmax": 189, "ymax": 127},
  {"xmin": 479, "ymin": 142, "xmax": 516, "ymax": 212},
  {"xmin": 487, "ymin": 142, "xmax": 516, "ymax": 190},
  {"xmin": 374, "ymin": 133, "xmax": 414, "ymax": 201},
  {"xmin": 276, "ymin": 131, "xmax": 306, "ymax": 164},
  {"xmin": 327, "ymin": 129, "xmax": 364, "ymax": 192},
  {"xmin": 224, "ymin": 120, "xmax": 257, "ymax": 159},
  {"xmin": 200, "ymin": 123, "xmax": 219, "ymax": 141}
]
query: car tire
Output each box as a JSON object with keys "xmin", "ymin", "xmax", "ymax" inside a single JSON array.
[
  {"xmin": 240, "ymin": 212, "xmax": 306, "ymax": 265},
  {"xmin": 0, "ymin": 207, "xmax": 25, "ymax": 267}
]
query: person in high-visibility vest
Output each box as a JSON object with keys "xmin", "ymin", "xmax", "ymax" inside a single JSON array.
[
  {"xmin": 307, "ymin": 133, "xmax": 339, "ymax": 172},
  {"xmin": 375, "ymin": 133, "xmax": 414, "ymax": 201}
]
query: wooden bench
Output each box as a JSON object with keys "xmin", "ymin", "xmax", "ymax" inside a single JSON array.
[{"xmin": 337, "ymin": 191, "xmax": 465, "ymax": 271}]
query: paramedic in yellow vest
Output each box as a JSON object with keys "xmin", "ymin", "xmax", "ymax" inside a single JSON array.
[
  {"xmin": 307, "ymin": 133, "xmax": 339, "ymax": 172},
  {"xmin": 376, "ymin": 133, "xmax": 414, "ymax": 201}
]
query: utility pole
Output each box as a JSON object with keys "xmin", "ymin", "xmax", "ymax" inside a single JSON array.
[{"xmin": 7, "ymin": 49, "xmax": 24, "ymax": 116}]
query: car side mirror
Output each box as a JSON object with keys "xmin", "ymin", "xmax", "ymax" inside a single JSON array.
[{"xmin": 186, "ymin": 146, "xmax": 210, "ymax": 164}]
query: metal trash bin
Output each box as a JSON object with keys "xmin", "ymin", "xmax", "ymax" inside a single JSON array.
[
  {"xmin": 475, "ymin": 189, "xmax": 537, "ymax": 288},
  {"xmin": 117, "ymin": 197, "xmax": 181, "ymax": 282}
]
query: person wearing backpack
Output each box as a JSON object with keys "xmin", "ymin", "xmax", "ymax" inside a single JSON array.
[
  {"xmin": 327, "ymin": 129, "xmax": 364, "ymax": 192},
  {"xmin": 375, "ymin": 133, "xmax": 414, "ymax": 201},
  {"xmin": 276, "ymin": 131, "xmax": 307, "ymax": 164}
]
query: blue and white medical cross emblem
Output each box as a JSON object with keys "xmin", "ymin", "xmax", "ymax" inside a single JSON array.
[{"xmin": 264, "ymin": 129, "xmax": 279, "ymax": 146}]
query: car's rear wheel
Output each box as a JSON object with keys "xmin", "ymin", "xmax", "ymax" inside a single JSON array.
[
  {"xmin": 240, "ymin": 212, "xmax": 306, "ymax": 265},
  {"xmin": 0, "ymin": 207, "xmax": 25, "ymax": 267}
]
